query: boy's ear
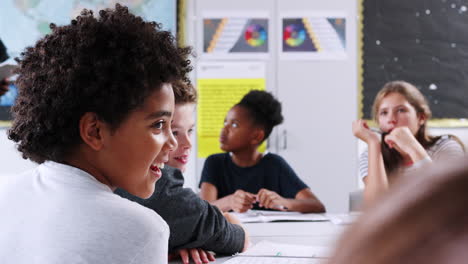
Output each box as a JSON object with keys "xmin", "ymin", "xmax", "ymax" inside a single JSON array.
[
  {"xmin": 250, "ymin": 128, "xmax": 265, "ymax": 146},
  {"xmin": 79, "ymin": 112, "xmax": 105, "ymax": 151}
]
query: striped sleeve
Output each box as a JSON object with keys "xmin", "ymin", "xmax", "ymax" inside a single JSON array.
[
  {"xmin": 358, "ymin": 149, "xmax": 369, "ymax": 182},
  {"xmin": 429, "ymin": 136, "xmax": 465, "ymax": 162}
]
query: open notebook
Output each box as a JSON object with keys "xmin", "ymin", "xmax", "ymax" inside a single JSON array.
[{"xmin": 231, "ymin": 210, "xmax": 328, "ymax": 223}]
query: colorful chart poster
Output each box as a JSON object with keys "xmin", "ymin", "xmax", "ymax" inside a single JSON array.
[
  {"xmin": 197, "ymin": 62, "xmax": 266, "ymax": 158},
  {"xmin": 280, "ymin": 12, "xmax": 347, "ymax": 60},
  {"xmin": 202, "ymin": 12, "xmax": 270, "ymax": 60}
]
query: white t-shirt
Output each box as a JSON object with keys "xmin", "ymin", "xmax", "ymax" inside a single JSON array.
[{"xmin": 0, "ymin": 161, "xmax": 169, "ymax": 264}]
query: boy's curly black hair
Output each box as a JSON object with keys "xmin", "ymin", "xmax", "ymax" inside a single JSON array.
[
  {"xmin": 8, "ymin": 4, "xmax": 192, "ymax": 164},
  {"xmin": 236, "ymin": 90, "xmax": 283, "ymax": 141}
]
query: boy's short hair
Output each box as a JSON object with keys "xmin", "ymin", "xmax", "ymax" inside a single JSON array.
[
  {"xmin": 173, "ymin": 80, "xmax": 197, "ymax": 105},
  {"xmin": 8, "ymin": 4, "xmax": 192, "ymax": 164}
]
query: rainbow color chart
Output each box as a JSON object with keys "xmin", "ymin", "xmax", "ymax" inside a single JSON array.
[
  {"xmin": 203, "ymin": 17, "xmax": 268, "ymax": 57},
  {"xmin": 283, "ymin": 24, "xmax": 306, "ymax": 47},
  {"xmin": 245, "ymin": 24, "xmax": 267, "ymax": 47},
  {"xmin": 281, "ymin": 16, "xmax": 346, "ymax": 58}
]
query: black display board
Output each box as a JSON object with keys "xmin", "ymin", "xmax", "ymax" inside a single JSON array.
[{"xmin": 362, "ymin": 0, "xmax": 468, "ymax": 121}]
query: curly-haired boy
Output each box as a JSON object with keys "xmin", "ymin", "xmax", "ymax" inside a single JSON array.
[{"xmin": 0, "ymin": 4, "xmax": 190, "ymax": 263}]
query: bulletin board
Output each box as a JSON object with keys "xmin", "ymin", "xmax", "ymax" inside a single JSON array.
[
  {"xmin": 360, "ymin": 0, "xmax": 468, "ymax": 127},
  {"xmin": 196, "ymin": 62, "xmax": 267, "ymax": 158}
]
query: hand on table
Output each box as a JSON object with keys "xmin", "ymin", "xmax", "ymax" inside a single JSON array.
[
  {"xmin": 169, "ymin": 248, "xmax": 215, "ymax": 264},
  {"xmin": 229, "ymin": 189, "xmax": 256, "ymax": 213},
  {"xmin": 257, "ymin": 188, "xmax": 288, "ymax": 211}
]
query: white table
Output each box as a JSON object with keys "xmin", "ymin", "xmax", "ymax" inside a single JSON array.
[{"xmin": 177, "ymin": 221, "xmax": 347, "ymax": 264}]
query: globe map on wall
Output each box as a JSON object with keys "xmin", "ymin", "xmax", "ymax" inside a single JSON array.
[
  {"xmin": 0, "ymin": 0, "xmax": 175, "ymax": 56},
  {"xmin": 0, "ymin": 0, "xmax": 175, "ymax": 121}
]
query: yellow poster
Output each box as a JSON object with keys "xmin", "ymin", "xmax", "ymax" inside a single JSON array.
[{"xmin": 197, "ymin": 78, "xmax": 266, "ymax": 158}]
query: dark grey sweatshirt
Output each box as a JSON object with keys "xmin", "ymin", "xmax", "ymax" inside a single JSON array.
[{"xmin": 115, "ymin": 166, "xmax": 245, "ymax": 254}]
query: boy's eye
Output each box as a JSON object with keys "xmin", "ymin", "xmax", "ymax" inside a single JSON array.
[
  {"xmin": 188, "ymin": 128, "xmax": 194, "ymax": 135},
  {"xmin": 232, "ymin": 123, "xmax": 238, "ymax": 128},
  {"xmin": 151, "ymin": 120, "xmax": 166, "ymax": 130},
  {"xmin": 397, "ymin": 108, "xmax": 407, "ymax": 113},
  {"xmin": 172, "ymin": 130, "xmax": 179, "ymax": 136},
  {"xmin": 379, "ymin": 111, "xmax": 387, "ymax": 116}
]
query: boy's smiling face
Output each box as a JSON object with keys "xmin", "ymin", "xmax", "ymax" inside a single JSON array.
[
  {"xmin": 97, "ymin": 83, "xmax": 177, "ymax": 198},
  {"xmin": 167, "ymin": 103, "xmax": 195, "ymax": 172}
]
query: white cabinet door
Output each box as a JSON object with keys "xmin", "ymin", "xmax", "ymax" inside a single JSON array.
[{"xmin": 274, "ymin": 0, "xmax": 359, "ymax": 212}]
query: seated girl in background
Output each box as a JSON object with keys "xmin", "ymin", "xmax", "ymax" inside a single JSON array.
[
  {"xmin": 352, "ymin": 80, "xmax": 464, "ymax": 206},
  {"xmin": 199, "ymin": 90, "xmax": 325, "ymax": 213}
]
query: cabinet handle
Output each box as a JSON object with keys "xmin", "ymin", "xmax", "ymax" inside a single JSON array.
[{"xmin": 282, "ymin": 130, "xmax": 287, "ymax": 150}]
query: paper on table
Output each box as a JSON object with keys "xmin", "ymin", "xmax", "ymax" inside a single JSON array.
[
  {"xmin": 326, "ymin": 212, "xmax": 361, "ymax": 225},
  {"xmin": 224, "ymin": 256, "xmax": 322, "ymax": 264},
  {"xmin": 239, "ymin": 240, "xmax": 331, "ymax": 258},
  {"xmin": 231, "ymin": 210, "xmax": 328, "ymax": 223}
]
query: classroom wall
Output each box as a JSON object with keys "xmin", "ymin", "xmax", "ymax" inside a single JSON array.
[{"xmin": 2, "ymin": 0, "xmax": 468, "ymax": 213}]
